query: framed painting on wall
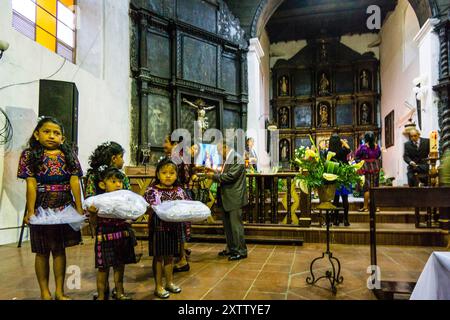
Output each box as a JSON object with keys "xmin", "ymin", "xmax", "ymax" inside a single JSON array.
[{"xmin": 385, "ymin": 110, "xmax": 394, "ymax": 148}]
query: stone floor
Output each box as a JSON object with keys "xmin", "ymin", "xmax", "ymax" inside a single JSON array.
[{"xmin": 0, "ymin": 238, "xmax": 444, "ymax": 300}]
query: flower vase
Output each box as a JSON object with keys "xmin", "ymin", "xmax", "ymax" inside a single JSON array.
[{"xmin": 317, "ymin": 183, "xmax": 337, "ymax": 209}]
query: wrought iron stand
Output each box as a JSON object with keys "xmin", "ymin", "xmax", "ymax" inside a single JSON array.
[{"xmin": 306, "ymin": 208, "xmax": 343, "ymax": 294}]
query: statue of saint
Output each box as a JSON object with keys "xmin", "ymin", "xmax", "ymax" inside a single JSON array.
[
  {"xmin": 280, "ymin": 76, "xmax": 289, "ymax": 96},
  {"xmin": 280, "ymin": 108, "xmax": 289, "ymax": 127},
  {"xmin": 281, "ymin": 140, "xmax": 289, "ymax": 160},
  {"xmin": 319, "ymin": 104, "xmax": 328, "ymax": 127},
  {"xmin": 361, "ymin": 103, "xmax": 370, "ymax": 124},
  {"xmin": 361, "ymin": 70, "xmax": 370, "ymax": 90},
  {"xmin": 319, "ymin": 73, "xmax": 330, "ymax": 96},
  {"xmin": 182, "ymin": 97, "xmax": 216, "ymax": 131}
]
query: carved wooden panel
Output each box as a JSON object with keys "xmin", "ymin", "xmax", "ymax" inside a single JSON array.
[
  {"xmin": 335, "ymin": 69, "xmax": 354, "ymax": 94},
  {"xmin": 223, "ymin": 108, "xmax": 240, "ymax": 130},
  {"xmin": 293, "ymin": 69, "xmax": 311, "ymax": 96},
  {"xmin": 148, "ymin": 0, "xmax": 176, "ymax": 18},
  {"xmin": 148, "ymin": 93, "xmax": 171, "ymax": 147},
  {"xmin": 147, "ymin": 31, "xmax": 171, "ymax": 79},
  {"xmin": 177, "ymin": 0, "xmax": 217, "ymax": 33},
  {"xmin": 294, "ymin": 105, "xmax": 312, "ymax": 128},
  {"xmin": 180, "ymin": 103, "xmax": 196, "ymax": 138},
  {"xmin": 222, "ymin": 56, "xmax": 238, "ymax": 94},
  {"xmin": 295, "ymin": 136, "xmax": 312, "ymax": 149},
  {"xmin": 336, "ymin": 101, "xmax": 353, "ymax": 126},
  {"xmin": 182, "ymin": 36, "xmax": 217, "ymax": 87}
]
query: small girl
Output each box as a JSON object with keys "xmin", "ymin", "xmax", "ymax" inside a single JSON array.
[
  {"xmin": 85, "ymin": 142, "xmax": 135, "ymax": 300},
  {"xmin": 17, "ymin": 116, "xmax": 84, "ymax": 300},
  {"xmin": 144, "ymin": 157, "xmax": 189, "ymax": 299},
  {"xmin": 89, "ymin": 166, "xmax": 136, "ymax": 300},
  {"xmin": 85, "ymin": 141, "xmax": 129, "ymax": 197}
]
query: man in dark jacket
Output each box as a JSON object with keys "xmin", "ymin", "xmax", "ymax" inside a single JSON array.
[
  {"xmin": 403, "ymin": 129, "xmax": 430, "ymax": 186},
  {"xmin": 206, "ymin": 140, "xmax": 248, "ymax": 261}
]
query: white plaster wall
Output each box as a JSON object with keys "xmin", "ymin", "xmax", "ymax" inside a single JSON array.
[
  {"xmin": 0, "ymin": 0, "xmax": 131, "ymax": 244},
  {"xmin": 379, "ymin": 0, "xmax": 421, "ymax": 186}
]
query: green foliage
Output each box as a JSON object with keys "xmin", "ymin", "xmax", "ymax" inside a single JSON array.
[{"xmin": 292, "ymin": 135, "xmax": 363, "ymax": 191}]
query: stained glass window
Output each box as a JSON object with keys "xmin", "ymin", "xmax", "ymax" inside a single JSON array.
[{"xmin": 12, "ymin": 0, "xmax": 76, "ymax": 62}]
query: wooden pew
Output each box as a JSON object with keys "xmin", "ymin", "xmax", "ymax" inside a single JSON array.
[{"xmin": 369, "ymin": 187, "xmax": 450, "ymax": 299}]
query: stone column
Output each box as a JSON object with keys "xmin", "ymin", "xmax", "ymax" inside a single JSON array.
[
  {"xmin": 247, "ymin": 38, "xmax": 267, "ymax": 171},
  {"xmin": 413, "ymin": 18, "xmax": 440, "ymax": 136}
]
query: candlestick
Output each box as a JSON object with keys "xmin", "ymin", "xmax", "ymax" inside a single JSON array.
[{"xmin": 429, "ymin": 131, "xmax": 438, "ymax": 159}]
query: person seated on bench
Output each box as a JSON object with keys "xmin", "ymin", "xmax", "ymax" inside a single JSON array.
[{"xmin": 403, "ymin": 129, "xmax": 429, "ymax": 187}]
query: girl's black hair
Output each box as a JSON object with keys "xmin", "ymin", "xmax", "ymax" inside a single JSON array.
[
  {"xmin": 328, "ymin": 134, "xmax": 341, "ymax": 153},
  {"xmin": 364, "ymin": 131, "xmax": 376, "ymax": 150},
  {"xmin": 87, "ymin": 141, "xmax": 125, "ymax": 194},
  {"xmin": 87, "ymin": 141, "xmax": 125, "ymax": 174},
  {"xmin": 153, "ymin": 156, "xmax": 179, "ymax": 187},
  {"xmin": 98, "ymin": 166, "xmax": 125, "ymax": 182},
  {"xmin": 27, "ymin": 116, "xmax": 77, "ymax": 174}
]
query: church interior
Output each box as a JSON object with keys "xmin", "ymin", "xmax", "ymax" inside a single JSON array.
[{"xmin": 1, "ymin": 0, "xmax": 450, "ymax": 301}]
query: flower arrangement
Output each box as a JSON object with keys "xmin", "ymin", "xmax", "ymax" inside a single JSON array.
[{"xmin": 293, "ymin": 135, "xmax": 365, "ymax": 194}]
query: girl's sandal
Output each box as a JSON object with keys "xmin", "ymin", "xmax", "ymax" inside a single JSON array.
[
  {"xmin": 165, "ymin": 284, "xmax": 182, "ymax": 294},
  {"xmin": 55, "ymin": 295, "xmax": 71, "ymax": 300},
  {"xmin": 358, "ymin": 208, "xmax": 368, "ymax": 212},
  {"xmin": 154, "ymin": 290, "xmax": 170, "ymax": 299},
  {"xmin": 114, "ymin": 293, "xmax": 132, "ymax": 300}
]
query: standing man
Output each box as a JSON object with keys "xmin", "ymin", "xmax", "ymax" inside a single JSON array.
[
  {"xmin": 205, "ymin": 140, "xmax": 248, "ymax": 261},
  {"xmin": 245, "ymin": 137, "xmax": 258, "ymax": 172},
  {"xmin": 403, "ymin": 129, "xmax": 430, "ymax": 186}
]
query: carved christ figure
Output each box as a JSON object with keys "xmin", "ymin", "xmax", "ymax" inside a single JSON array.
[{"xmin": 182, "ymin": 98, "xmax": 216, "ymax": 131}]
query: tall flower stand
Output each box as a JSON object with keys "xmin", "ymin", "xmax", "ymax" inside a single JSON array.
[{"xmin": 306, "ymin": 184, "xmax": 344, "ymax": 294}]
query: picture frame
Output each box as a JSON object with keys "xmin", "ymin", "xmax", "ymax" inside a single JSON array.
[{"xmin": 385, "ymin": 110, "xmax": 394, "ymax": 148}]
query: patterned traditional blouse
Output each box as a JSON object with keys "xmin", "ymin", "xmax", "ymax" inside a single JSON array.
[
  {"xmin": 144, "ymin": 185, "xmax": 189, "ymax": 232},
  {"xmin": 17, "ymin": 149, "xmax": 83, "ymax": 209}
]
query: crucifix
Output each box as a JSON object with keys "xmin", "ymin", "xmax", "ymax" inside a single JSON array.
[{"xmin": 182, "ymin": 97, "xmax": 216, "ymax": 132}]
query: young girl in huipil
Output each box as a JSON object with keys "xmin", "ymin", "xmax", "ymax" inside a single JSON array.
[
  {"xmin": 89, "ymin": 166, "xmax": 136, "ymax": 300},
  {"xmin": 85, "ymin": 142, "xmax": 135, "ymax": 300},
  {"xmin": 17, "ymin": 117, "xmax": 84, "ymax": 300},
  {"xmin": 144, "ymin": 157, "xmax": 189, "ymax": 299}
]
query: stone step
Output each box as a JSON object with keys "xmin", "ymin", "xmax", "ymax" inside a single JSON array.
[{"xmin": 189, "ymin": 222, "xmax": 447, "ymax": 247}]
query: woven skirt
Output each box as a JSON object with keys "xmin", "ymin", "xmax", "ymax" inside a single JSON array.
[
  {"xmin": 30, "ymin": 224, "xmax": 81, "ymax": 255},
  {"xmin": 95, "ymin": 219, "xmax": 137, "ymax": 269},
  {"xmin": 148, "ymin": 214, "xmax": 181, "ymax": 257}
]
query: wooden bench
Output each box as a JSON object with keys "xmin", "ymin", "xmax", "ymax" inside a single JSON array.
[{"xmin": 369, "ymin": 187, "xmax": 450, "ymax": 299}]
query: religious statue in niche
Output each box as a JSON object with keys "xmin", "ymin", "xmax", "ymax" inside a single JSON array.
[
  {"xmin": 279, "ymin": 76, "xmax": 289, "ymax": 96},
  {"xmin": 360, "ymin": 70, "xmax": 371, "ymax": 90},
  {"xmin": 361, "ymin": 103, "xmax": 370, "ymax": 124},
  {"xmin": 318, "ymin": 73, "xmax": 330, "ymax": 96},
  {"xmin": 280, "ymin": 139, "xmax": 290, "ymax": 161},
  {"xmin": 319, "ymin": 103, "xmax": 329, "ymax": 127},
  {"xmin": 279, "ymin": 107, "xmax": 289, "ymax": 128},
  {"xmin": 182, "ymin": 97, "xmax": 216, "ymax": 132}
]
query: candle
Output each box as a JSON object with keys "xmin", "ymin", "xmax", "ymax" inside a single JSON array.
[{"xmin": 430, "ymin": 131, "xmax": 438, "ymax": 155}]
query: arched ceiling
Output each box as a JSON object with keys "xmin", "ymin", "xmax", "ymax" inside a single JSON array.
[
  {"xmin": 266, "ymin": 0, "xmax": 397, "ymax": 43},
  {"xmin": 225, "ymin": 0, "xmax": 448, "ymax": 40}
]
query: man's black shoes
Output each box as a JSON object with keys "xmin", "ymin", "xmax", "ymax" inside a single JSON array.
[{"xmin": 228, "ymin": 254, "xmax": 247, "ymax": 261}]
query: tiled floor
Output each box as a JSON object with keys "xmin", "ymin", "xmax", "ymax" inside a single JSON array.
[{"xmin": 0, "ymin": 238, "xmax": 443, "ymax": 300}]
